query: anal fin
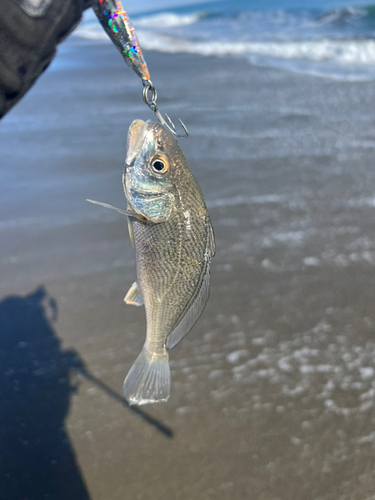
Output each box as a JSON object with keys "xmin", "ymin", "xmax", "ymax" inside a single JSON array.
[
  {"xmin": 166, "ymin": 264, "xmax": 210, "ymax": 349},
  {"xmin": 124, "ymin": 282, "xmax": 143, "ymax": 306},
  {"xmin": 166, "ymin": 218, "xmax": 214, "ymax": 350}
]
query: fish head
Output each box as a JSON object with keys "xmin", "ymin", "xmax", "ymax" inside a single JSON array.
[{"xmin": 123, "ymin": 119, "xmax": 182, "ymax": 223}]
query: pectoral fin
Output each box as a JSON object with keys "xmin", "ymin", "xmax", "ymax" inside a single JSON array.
[
  {"xmin": 128, "ymin": 219, "xmax": 135, "ymax": 247},
  {"xmin": 124, "ymin": 282, "xmax": 144, "ymax": 306},
  {"xmin": 86, "ymin": 199, "xmax": 147, "ymax": 221}
]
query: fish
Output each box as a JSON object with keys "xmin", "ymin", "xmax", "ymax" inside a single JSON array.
[
  {"xmin": 90, "ymin": 119, "xmax": 215, "ymax": 405},
  {"xmin": 123, "ymin": 119, "xmax": 215, "ymax": 405}
]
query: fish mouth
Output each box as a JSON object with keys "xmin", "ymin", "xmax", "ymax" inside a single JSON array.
[{"xmin": 125, "ymin": 119, "xmax": 148, "ymax": 165}]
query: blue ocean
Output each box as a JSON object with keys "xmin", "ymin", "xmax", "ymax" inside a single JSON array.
[{"xmin": 74, "ymin": 0, "xmax": 375, "ymax": 80}]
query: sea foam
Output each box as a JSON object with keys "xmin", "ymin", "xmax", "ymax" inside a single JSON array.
[{"xmin": 73, "ymin": 8, "xmax": 375, "ymax": 81}]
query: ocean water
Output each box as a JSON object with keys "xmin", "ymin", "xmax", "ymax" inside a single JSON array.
[{"xmin": 73, "ymin": 0, "xmax": 375, "ymax": 81}]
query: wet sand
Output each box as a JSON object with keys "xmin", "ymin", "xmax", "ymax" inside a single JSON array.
[{"xmin": 2, "ymin": 37, "xmax": 375, "ymax": 499}]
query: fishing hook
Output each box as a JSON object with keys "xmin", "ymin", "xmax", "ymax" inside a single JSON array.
[{"xmin": 142, "ymin": 80, "xmax": 189, "ymax": 139}]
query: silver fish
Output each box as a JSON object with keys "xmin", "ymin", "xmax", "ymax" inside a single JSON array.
[{"xmin": 121, "ymin": 119, "xmax": 215, "ymax": 405}]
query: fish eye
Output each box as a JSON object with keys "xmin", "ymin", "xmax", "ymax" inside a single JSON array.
[
  {"xmin": 150, "ymin": 154, "xmax": 169, "ymax": 175},
  {"xmin": 153, "ymin": 160, "xmax": 165, "ymax": 172}
]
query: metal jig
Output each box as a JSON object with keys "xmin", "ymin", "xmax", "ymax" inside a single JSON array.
[{"xmin": 142, "ymin": 80, "xmax": 189, "ymax": 139}]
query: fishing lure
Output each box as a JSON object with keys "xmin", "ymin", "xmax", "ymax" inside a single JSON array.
[{"xmin": 93, "ymin": 0, "xmax": 188, "ymax": 138}]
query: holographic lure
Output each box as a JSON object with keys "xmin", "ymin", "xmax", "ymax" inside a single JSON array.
[
  {"xmin": 93, "ymin": 0, "xmax": 188, "ymax": 138},
  {"xmin": 93, "ymin": 0, "xmax": 149, "ymax": 80}
]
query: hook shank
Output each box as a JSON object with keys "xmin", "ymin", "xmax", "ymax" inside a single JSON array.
[{"xmin": 142, "ymin": 80, "xmax": 188, "ymax": 139}]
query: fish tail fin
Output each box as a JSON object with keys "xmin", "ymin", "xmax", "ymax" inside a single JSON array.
[{"xmin": 123, "ymin": 346, "xmax": 170, "ymax": 406}]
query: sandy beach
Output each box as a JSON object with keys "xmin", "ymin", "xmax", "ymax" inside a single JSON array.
[{"xmin": 2, "ymin": 35, "xmax": 375, "ymax": 499}]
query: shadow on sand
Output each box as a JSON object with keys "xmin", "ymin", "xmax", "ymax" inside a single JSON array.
[{"xmin": 0, "ymin": 286, "xmax": 172, "ymax": 500}]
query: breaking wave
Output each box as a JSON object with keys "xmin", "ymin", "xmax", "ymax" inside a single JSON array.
[
  {"xmin": 75, "ymin": 11, "xmax": 205, "ymax": 40},
  {"xmin": 73, "ymin": 4, "xmax": 375, "ymax": 81},
  {"xmin": 133, "ymin": 12, "xmax": 206, "ymax": 28},
  {"xmin": 137, "ymin": 34, "xmax": 375, "ymax": 66}
]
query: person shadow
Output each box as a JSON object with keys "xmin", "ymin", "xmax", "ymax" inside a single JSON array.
[
  {"xmin": 0, "ymin": 286, "xmax": 91, "ymax": 500},
  {"xmin": 0, "ymin": 285, "xmax": 172, "ymax": 500}
]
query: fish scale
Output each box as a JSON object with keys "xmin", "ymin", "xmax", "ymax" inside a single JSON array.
[{"xmin": 132, "ymin": 202, "xmax": 207, "ymax": 352}]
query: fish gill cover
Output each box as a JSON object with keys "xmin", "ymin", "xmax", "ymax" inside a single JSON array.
[{"xmin": 74, "ymin": 1, "xmax": 375, "ymax": 80}]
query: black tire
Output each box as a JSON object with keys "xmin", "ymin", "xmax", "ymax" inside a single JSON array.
[{"xmin": 0, "ymin": 0, "xmax": 93, "ymax": 118}]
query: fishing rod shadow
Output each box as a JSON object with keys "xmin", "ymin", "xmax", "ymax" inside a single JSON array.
[{"xmin": 77, "ymin": 368, "xmax": 174, "ymax": 439}]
